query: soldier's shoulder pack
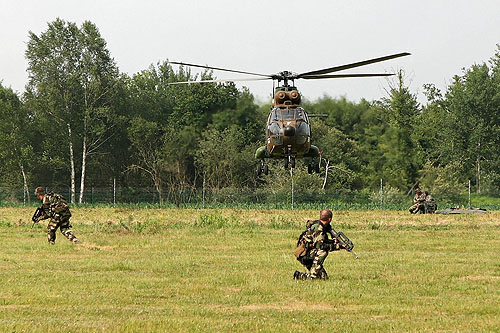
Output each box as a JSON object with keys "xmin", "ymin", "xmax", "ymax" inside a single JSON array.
[
  {"xmin": 49, "ymin": 192, "xmax": 70, "ymax": 214},
  {"xmin": 293, "ymin": 220, "xmax": 320, "ymax": 258}
]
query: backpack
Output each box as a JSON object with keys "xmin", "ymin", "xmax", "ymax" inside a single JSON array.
[
  {"xmin": 293, "ymin": 220, "xmax": 320, "ymax": 259},
  {"xmin": 49, "ymin": 192, "xmax": 70, "ymax": 215}
]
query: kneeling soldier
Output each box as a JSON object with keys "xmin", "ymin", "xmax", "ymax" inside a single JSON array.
[
  {"xmin": 34, "ymin": 187, "xmax": 79, "ymax": 245},
  {"xmin": 294, "ymin": 209, "xmax": 343, "ymax": 280}
]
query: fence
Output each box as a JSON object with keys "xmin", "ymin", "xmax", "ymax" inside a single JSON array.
[{"xmin": 4, "ymin": 183, "xmax": 500, "ymax": 210}]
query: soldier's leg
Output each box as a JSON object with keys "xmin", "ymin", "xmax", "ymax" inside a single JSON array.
[
  {"xmin": 59, "ymin": 219, "xmax": 79, "ymax": 243},
  {"xmin": 318, "ymin": 267, "xmax": 329, "ymax": 280},
  {"xmin": 47, "ymin": 219, "xmax": 58, "ymax": 244},
  {"xmin": 309, "ymin": 249, "xmax": 329, "ymax": 279},
  {"xmin": 294, "ymin": 256, "xmax": 313, "ymax": 280},
  {"xmin": 409, "ymin": 203, "xmax": 418, "ymax": 214}
]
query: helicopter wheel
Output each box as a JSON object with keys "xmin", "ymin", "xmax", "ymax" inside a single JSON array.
[
  {"xmin": 308, "ymin": 164, "xmax": 313, "ymax": 174},
  {"xmin": 256, "ymin": 164, "xmax": 262, "ymax": 176},
  {"xmin": 284, "ymin": 159, "xmax": 289, "ymax": 169},
  {"xmin": 315, "ymin": 163, "xmax": 320, "ymax": 173},
  {"xmin": 291, "ymin": 158, "xmax": 296, "ymax": 168},
  {"xmin": 263, "ymin": 165, "xmax": 269, "ymax": 175}
]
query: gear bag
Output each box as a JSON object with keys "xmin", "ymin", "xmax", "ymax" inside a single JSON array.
[
  {"xmin": 293, "ymin": 220, "xmax": 320, "ymax": 258},
  {"xmin": 49, "ymin": 193, "xmax": 71, "ymax": 217}
]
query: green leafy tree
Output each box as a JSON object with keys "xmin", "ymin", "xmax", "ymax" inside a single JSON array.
[
  {"xmin": 0, "ymin": 84, "xmax": 34, "ymax": 202},
  {"xmin": 375, "ymin": 70, "xmax": 421, "ymax": 190},
  {"xmin": 126, "ymin": 117, "xmax": 166, "ymax": 203},
  {"xmin": 25, "ymin": 18, "xmax": 122, "ymax": 203},
  {"xmin": 195, "ymin": 125, "xmax": 257, "ymax": 189}
]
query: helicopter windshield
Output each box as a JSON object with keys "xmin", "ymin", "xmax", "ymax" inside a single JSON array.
[
  {"xmin": 282, "ymin": 109, "xmax": 295, "ymax": 120},
  {"xmin": 296, "ymin": 108, "xmax": 306, "ymax": 121},
  {"xmin": 271, "ymin": 107, "xmax": 309, "ymax": 122},
  {"xmin": 271, "ymin": 109, "xmax": 282, "ymax": 122},
  {"xmin": 269, "ymin": 122, "xmax": 282, "ymax": 135}
]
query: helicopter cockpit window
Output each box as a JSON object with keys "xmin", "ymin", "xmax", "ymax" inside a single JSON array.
[
  {"xmin": 271, "ymin": 109, "xmax": 282, "ymax": 122},
  {"xmin": 296, "ymin": 120, "xmax": 310, "ymax": 136},
  {"xmin": 282, "ymin": 109, "xmax": 295, "ymax": 120},
  {"xmin": 268, "ymin": 122, "xmax": 282, "ymax": 135},
  {"xmin": 296, "ymin": 108, "xmax": 306, "ymax": 122}
]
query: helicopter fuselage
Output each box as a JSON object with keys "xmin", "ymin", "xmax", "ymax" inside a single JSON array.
[{"xmin": 255, "ymin": 87, "xmax": 320, "ymax": 162}]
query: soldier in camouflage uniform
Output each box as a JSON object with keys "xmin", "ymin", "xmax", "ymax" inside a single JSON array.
[
  {"xmin": 409, "ymin": 189, "xmax": 426, "ymax": 214},
  {"xmin": 293, "ymin": 209, "xmax": 343, "ymax": 280},
  {"xmin": 34, "ymin": 187, "xmax": 79, "ymax": 245},
  {"xmin": 424, "ymin": 191, "xmax": 437, "ymax": 213}
]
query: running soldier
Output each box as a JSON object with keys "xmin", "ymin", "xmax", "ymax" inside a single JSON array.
[
  {"xmin": 409, "ymin": 189, "xmax": 426, "ymax": 214},
  {"xmin": 34, "ymin": 187, "xmax": 79, "ymax": 244},
  {"xmin": 293, "ymin": 209, "xmax": 343, "ymax": 280}
]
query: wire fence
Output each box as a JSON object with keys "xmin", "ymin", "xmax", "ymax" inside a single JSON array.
[{"xmin": 4, "ymin": 183, "xmax": 500, "ymax": 210}]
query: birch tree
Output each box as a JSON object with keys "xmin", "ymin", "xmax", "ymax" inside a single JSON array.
[{"xmin": 25, "ymin": 19, "xmax": 121, "ymax": 203}]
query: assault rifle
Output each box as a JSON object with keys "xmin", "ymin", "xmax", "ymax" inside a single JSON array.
[
  {"xmin": 329, "ymin": 227, "xmax": 358, "ymax": 259},
  {"xmin": 31, "ymin": 206, "xmax": 43, "ymax": 228}
]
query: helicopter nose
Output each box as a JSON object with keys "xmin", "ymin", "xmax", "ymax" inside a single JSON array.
[{"xmin": 284, "ymin": 126, "xmax": 295, "ymax": 136}]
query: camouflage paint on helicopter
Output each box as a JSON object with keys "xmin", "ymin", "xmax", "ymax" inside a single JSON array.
[{"xmin": 255, "ymin": 86, "xmax": 320, "ymax": 174}]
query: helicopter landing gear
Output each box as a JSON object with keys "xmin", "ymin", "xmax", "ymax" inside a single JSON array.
[
  {"xmin": 308, "ymin": 161, "xmax": 321, "ymax": 174},
  {"xmin": 256, "ymin": 160, "xmax": 269, "ymax": 176},
  {"xmin": 284, "ymin": 156, "xmax": 296, "ymax": 169}
]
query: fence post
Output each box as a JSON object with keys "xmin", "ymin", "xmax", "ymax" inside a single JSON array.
[
  {"xmin": 468, "ymin": 179, "xmax": 471, "ymax": 209},
  {"xmin": 203, "ymin": 174, "xmax": 206, "ymax": 208},
  {"xmin": 380, "ymin": 178, "xmax": 383, "ymax": 209}
]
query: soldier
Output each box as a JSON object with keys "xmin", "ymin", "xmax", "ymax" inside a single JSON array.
[
  {"xmin": 34, "ymin": 187, "xmax": 79, "ymax": 244},
  {"xmin": 409, "ymin": 188, "xmax": 426, "ymax": 214},
  {"xmin": 293, "ymin": 209, "xmax": 343, "ymax": 280},
  {"xmin": 424, "ymin": 191, "xmax": 437, "ymax": 213}
]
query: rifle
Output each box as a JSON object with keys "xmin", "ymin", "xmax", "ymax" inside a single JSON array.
[
  {"xmin": 329, "ymin": 227, "xmax": 358, "ymax": 259},
  {"xmin": 31, "ymin": 206, "xmax": 43, "ymax": 228}
]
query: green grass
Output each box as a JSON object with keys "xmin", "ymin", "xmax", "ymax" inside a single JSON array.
[{"xmin": 0, "ymin": 208, "xmax": 499, "ymax": 332}]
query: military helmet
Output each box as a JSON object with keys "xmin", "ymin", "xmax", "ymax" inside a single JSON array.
[{"xmin": 34, "ymin": 187, "xmax": 45, "ymax": 196}]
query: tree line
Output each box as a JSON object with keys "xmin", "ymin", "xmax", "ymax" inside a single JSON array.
[{"xmin": 1, "ymin": 18, "xmax": 500, "ymax": 204}]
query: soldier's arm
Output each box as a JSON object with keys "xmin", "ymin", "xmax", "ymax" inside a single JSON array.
[{"xmin": 39, "ymin": 198, "xmax": 52, "ymax": 220}]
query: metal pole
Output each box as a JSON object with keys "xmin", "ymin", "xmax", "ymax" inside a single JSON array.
[
  {"xmin": 468, "ymin": 179, "xmax": 471, "ymax": 209},
  {"xmin": 380, "ymin": 179, "xmax": 383, "ymax": 209},
  {"xmin": 290, "ymin": 167, "xmax": 294, "ymax": 210},
  {"xmin": 113, "ymin": 178, "xmax": 116, "ymax": 206},
  {"xmin": 202, "ymin": 174, "xmax": 206, "ymax": 208}
]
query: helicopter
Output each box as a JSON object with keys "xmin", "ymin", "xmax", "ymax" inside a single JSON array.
[{"xmin": 169, "ymin": 52, "xmax": 410, "ymax": 175}]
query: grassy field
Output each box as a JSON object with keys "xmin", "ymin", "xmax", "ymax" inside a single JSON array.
[{"xmin": 0, "ymin": 207, "xmax": 499, "ymax": 332}]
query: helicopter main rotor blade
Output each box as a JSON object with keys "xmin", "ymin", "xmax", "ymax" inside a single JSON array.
[
  {"xmin": 169, "ymin": 61, "xmax": 272, "ymax": 78},
  {"xmin": 167, "ymin": 77, "xmax": 272, "ymax": 85},
  {"xmin": 300, "ymin": 73, "xmax": 394, "ymax": 79},
  {"xmin": 297, "ymin": 52, "xmax": 410, "ymax": 77}
]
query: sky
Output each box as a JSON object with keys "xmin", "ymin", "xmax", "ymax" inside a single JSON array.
[{"xmin": 1, "ymin": 0, "xmax": 500, "ymax": 104}]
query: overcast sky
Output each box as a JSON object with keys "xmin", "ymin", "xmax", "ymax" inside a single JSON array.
[{"xmin": 1, "ymin": 0, "xmax": 499, "ymax": 104}]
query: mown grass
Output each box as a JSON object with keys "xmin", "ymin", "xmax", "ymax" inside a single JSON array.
[{"xmin": 0, "ymin": 208, "xmax": 499, "ymax": 332}]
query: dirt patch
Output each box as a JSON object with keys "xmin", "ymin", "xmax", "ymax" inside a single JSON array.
[
  {"xmin": 461, "ymin": 275, "xmax": 500, "ymax": 281},
  {"xmin": 239, "ymin": 301, "xmax": 354, "ymax": 311}
]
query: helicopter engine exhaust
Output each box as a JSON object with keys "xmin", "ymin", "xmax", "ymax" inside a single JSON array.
[{"xmin": 284, "ymin": 125, "xmax": 295, "ymax": 136}]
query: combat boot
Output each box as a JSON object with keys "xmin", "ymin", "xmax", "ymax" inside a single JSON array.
[{"xmin": 293, "ymin": 270, "xmax": 301, "ymax": 279}]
